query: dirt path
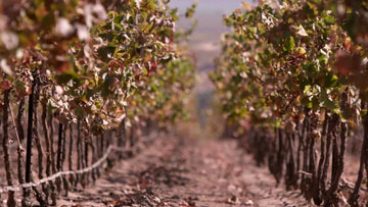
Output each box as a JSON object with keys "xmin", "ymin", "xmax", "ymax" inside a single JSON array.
[{"xmin": 58, "ymin": 136, "xmax": 312, "ymax": 207}]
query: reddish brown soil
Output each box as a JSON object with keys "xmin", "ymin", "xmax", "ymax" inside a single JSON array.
[{"xmin": 58, "ymin": 136, "xmax": 312, "ymax": 207}]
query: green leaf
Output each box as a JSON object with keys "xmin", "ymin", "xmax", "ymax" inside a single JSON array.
[{"xmin": 284, "ymin": 36, "xmax": 295, "ymax": 52}]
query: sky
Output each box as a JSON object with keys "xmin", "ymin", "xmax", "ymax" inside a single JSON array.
[{"xmin": 170, "ymin": 0, "xmax": 245, "ymax": 14}]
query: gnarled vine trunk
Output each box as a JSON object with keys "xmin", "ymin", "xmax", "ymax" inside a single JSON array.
[
  {"xmin": 349, "ymin": 101, "xmax": 368, "ymax": 206},
  {"xmin": 3, "ymin": 89, "xmax": 16, "ymax": 207},
  {"xmin": 24, "ymin": 78, "xmax": 36, "ymax": 205}
]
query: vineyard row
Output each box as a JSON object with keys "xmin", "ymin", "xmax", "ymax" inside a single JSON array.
[
  {"xmin": 0, "ymin": 0, "xmax": 195, "ymax": 206},
  {"xmin": 211, "ymin": 1, "xmax": 368, "ymax": 206}
]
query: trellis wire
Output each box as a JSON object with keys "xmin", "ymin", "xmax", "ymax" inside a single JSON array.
[{"xmin": 0, "ymin": 145, "xmax": 126, "ymax": 193}]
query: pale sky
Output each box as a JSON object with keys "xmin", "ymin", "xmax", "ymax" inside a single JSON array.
[{"xmin": 170, "ymin": 0, "xmax": 246, "ymax": 13}]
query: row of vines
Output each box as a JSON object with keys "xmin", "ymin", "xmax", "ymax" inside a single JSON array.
[
  {"xmin": 0, "ymin": 0, "xmax": 195, "ymax": 206},
  {"xmin": 211, "ymin": 0, "xmax": 368, "ymax": 206}
]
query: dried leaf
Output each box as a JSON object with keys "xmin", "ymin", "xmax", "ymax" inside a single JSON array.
[
  {"xmin": 0, "ymin": 59, "xmax": 13, "ymax": 76},
  {"xmin": 55, "ymin": 18, "xmax": 74, "ymax": 37},
  {"xmin": 0, "ymin": 31, "xmax": 19, "ymax": 50}
]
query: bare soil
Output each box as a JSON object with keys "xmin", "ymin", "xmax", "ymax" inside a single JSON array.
[{"xmin": 58, "ymin": 135, "xmax": 312, "ymax": 207}]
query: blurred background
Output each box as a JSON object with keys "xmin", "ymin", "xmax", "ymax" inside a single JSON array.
[
  {"xmin": 169, "ymin": 0, "xmax": 247, "ymax": 136},
  {"xmin": 170, "ymin": 0, "xmax": 246, "ymax": 80}
]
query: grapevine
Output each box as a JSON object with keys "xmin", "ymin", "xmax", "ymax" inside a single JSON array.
[
  {"xmin": 211, "ymin": 1, "xmax": 368, "ymax": 206},
  {"xmin": 0, "ymin": 0, "xmax": 195, "ymax": 206}
]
